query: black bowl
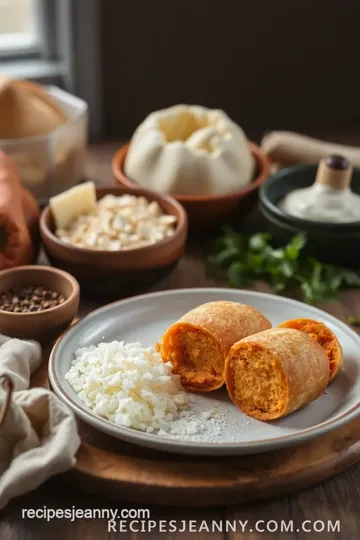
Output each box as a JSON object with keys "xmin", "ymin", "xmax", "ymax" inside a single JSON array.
[{"xmin": 259, "ymin": 164, "xmax": 360, "ymax": 267}]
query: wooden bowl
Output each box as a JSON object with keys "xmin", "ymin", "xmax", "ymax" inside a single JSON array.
[
  {"xmin": 112, "ymin": 142, "xmax": 270, "ymax": 231},
  {"xmin": 40, "ymin": 185, "xmax": 188, "ymax": 297},
  {"xmin": 0, "ymin": 265, "xmax": 79, "ymax": 344},
  {"xmin": 259, "ymin": 164, "xmax": 360, "ymax": 267}
]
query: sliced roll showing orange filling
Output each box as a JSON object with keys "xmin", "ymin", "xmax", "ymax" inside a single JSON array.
[
  {"xmin": 160, "ymin": 301, "xmax": 271, "ymax": 392},
  {"xmin": 278, "ymin": 318, "xmax": 343, "ymax": 383},
  {"xmin": 225, "ymin": 328, "xmax": 329, "ymax": 421}
]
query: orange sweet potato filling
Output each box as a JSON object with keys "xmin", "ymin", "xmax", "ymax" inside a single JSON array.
[
  {"xmin": 226, "ymin": 344, "xmax": 287, "ymax": 421},
  {"xmin": 161, "ymin": 326, "xmax": 225, "ymax": 391},
  {"xmin": 278, "ymin": 319, "xmax": 342, "ymax": 382}
]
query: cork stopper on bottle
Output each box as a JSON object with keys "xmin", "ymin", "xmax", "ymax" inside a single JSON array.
[{"xmin": 315, "ymin": 155, "xmax": 352, "ymax": 190}]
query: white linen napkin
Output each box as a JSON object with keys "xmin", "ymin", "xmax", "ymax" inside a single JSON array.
[{"xmin": 0, "ymin": 335, "xmax": 80, "ymax": 510}]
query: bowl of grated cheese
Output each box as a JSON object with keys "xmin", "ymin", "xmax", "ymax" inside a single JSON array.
[{"xmin": 40, "ymin": 184, "xmax": 188, "ymax": 297}]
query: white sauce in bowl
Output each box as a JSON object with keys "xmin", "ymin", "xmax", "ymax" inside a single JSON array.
[{"xmin": 279, "ymin": 184, "xmax": 360, "ymax": 223}]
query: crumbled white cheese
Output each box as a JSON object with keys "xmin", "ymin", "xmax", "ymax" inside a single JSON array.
[
  {"xmin": 65, "ymin": 341, "xmax": 191, "ymax": 432},
  {"xmin": 65, "ymin": 340, "xmax": 227, "ymax": 440},
  {"xmin": 56, "ymin": 194, "xmax": 177, "ymax": 250}
]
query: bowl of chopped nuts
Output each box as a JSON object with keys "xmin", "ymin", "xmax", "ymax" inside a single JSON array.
[
  {"xmin": 40, "ymin": 184, "xmax": 188, "ymax": 297},
  {"xmin": 0, "ymin": 265, "xmax": 79, "ymax": 343}
]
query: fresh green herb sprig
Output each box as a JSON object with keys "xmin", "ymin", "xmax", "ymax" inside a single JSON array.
[{"xmin": 208, "ymin": 228, "xmax": 360, "ymax": 305}]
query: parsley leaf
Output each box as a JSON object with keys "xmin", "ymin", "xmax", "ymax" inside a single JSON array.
[
  {"xmin": 208, "ymin": 230, "xmax": 360, "ymax": 305},
  {"xmin": 348, "ymin": 316, "xmax": 360, "ymax": 326}
]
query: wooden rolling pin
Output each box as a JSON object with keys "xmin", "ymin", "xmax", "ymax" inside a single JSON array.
[{"xmin": 261, "ymin": 131, "xmax": 360, "ymax": 170}]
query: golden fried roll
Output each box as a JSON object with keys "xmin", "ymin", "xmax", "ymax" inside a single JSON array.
[
  {"xmin": 278, "ymin": 318, "xmax": 343, "ymax": 383},
  {"xmin": 160, "ymin": 301, "xmax": 271, "ymax": 392},
  {"xmin": 225, "ymin": 328, "xmax": 329, "ymax": 421}
]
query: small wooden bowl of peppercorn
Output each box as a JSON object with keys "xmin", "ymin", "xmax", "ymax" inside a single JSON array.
[{"xmin": 0, "ymin": 265, "xmax": 79, "ymax": 344}]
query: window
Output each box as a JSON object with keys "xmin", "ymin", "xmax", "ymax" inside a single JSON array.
[
  {"xmin": 0, "ymin": 0, "xmax": 41, "ymax": 57},
  {"xmin": 0, "ymin": 0, "xmax": 103, "ymax": 138}
]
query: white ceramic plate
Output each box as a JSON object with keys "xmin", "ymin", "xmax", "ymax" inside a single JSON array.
[{"xmin": 49, "ymin": 288, "xmax": 360, "ymax": 456}]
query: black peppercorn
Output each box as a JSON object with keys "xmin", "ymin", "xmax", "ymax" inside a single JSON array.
[{"xmin": 0, "ymin": 286, "xmax": 66, "ymax": 313}]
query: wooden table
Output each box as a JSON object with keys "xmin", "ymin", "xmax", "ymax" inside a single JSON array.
[{"xmin": 2, "ymin": 143, "xmax": 360, "ymax": 539}]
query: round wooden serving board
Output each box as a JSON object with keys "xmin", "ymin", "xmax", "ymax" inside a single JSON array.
[{"xmin": 32, "ymin": 352, "xmax": 360, "ymax": 507}]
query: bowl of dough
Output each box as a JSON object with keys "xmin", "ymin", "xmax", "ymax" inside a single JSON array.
[
  {"xmin": 0, "ymin": 76, "xmax": 88, "ymax": 205},
  {"xmin": 112, "ymin": 105, "xmax": 270, "ymax": 230}
]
